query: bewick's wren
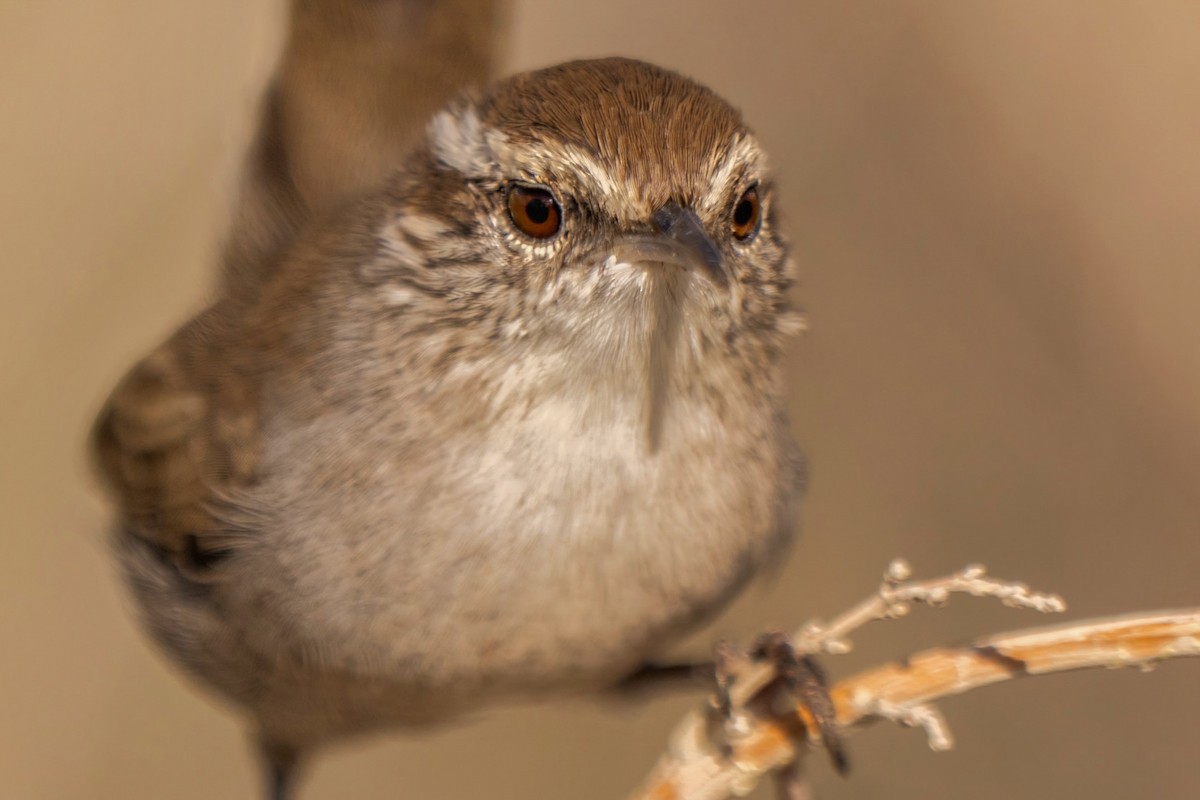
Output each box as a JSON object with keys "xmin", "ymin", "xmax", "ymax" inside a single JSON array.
[{"xmin": 93, "ymin": 55, "xmax": 804, "ymax": 799}]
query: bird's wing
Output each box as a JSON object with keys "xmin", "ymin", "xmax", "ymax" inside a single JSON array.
[
  {"xmin": 91, "ymin": 312, "xmax": 262, "ymax": 575},
  {"xmin": 93, "ymin": 0, "xmax": 510, "ymax": 575}
]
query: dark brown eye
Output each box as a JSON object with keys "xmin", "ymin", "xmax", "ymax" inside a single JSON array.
[
  {"xmin": 507, "ymin": 185, "xmax": 562, "ymax": 239},
  {"xmin": 731, "ymin": 186, "xmax": 761, "ymax": 241}
]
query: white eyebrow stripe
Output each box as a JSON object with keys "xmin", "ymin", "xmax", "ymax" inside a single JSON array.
[
  {"xmin": 491, "ymin": 137, "xmax": 645, "ymax": 219},
  {"xmin": 429, "ymin": 104, "xmax": 764, "ymax": 219},
  {"xmin": 702, "ymin": 133, "xmax": 765, "ymax": 212},
  {"xmin": 428, "ymin": 103, "xmax": 496, "ymax": 178}
]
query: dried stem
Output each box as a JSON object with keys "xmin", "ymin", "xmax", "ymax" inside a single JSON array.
[
  {"xmin": 628, "ymin": 562, "xmax": 1200, "ymax": 800},
  {"xmin": 726, "ymin": 560, "xmax": 1065, "ymax": 711}
]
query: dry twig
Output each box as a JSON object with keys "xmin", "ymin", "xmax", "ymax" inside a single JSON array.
[{"xmin": 628, "ymin": 561, "xmax": 1200, "ymax": 800}]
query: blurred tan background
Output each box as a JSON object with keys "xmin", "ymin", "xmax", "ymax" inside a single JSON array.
[{"xmin": 3, "ymin": 2, "xmax": 1199, "ymax": 798}]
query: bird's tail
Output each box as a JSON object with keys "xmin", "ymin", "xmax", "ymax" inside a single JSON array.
[{"xmin": 219, "ymin": 0, "xmax": 509, "ymax": 297}]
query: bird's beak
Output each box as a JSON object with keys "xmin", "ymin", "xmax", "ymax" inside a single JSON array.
[{"xmin": 610, "ymin": 202, "xmax": 730, "ymax": 289}]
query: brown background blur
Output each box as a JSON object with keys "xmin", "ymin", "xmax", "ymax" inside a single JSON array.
[{"xmin": 3, "ymin": 2, "xmax": 1199, "ymax": 798}]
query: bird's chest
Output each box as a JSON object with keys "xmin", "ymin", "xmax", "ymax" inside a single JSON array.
[
  {"xmin": 255, "ymin": 378, "xmax": 787, "ymax": 698},
  {"xmin": 397, "ymin": 389, "xmax": 782, "ymax": 684}
]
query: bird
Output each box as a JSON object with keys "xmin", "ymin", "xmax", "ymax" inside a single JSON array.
[{"xmin": 91, "ymin": 49, "xmax": 806, "ymax": 799}]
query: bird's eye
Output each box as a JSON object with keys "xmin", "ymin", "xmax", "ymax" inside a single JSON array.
[
  {"xmin": 507, "ymin": 185, "xmax": 562, "ymax": 239},
  {"xmin": 731, "ymin": 186, "xmax": 762, "ymax": 241}
]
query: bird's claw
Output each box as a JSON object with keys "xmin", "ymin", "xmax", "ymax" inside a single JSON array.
[{"xmin": 749, "ymin": 630, "xmax": 849, "ymax": 776}]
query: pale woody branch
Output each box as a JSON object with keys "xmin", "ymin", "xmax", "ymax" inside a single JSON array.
[
  {"xmin": 627, "ymin": 562, "xmax": 1200, "ymax": 800},
  {"xmin": 724, "ymin": 560, "xmax": 1066, "ymax": 714}
]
